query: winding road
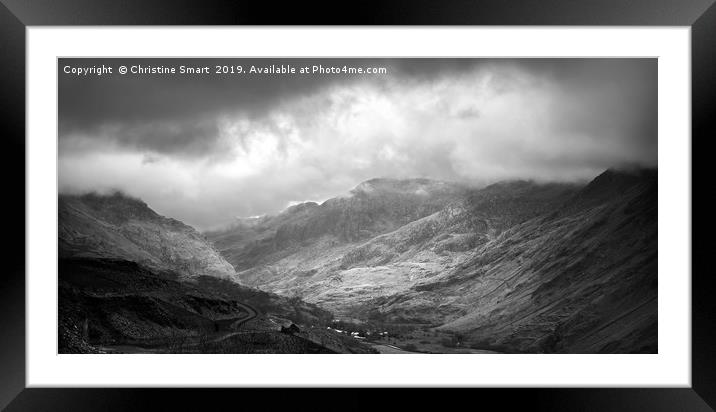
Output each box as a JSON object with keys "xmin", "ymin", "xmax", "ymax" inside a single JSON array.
[
  {"xmin": 99, "ymin": 300, "xmax": 260, "ymax": 353},
  {"xmin": 203, "ymin": 301, "xmax": 260, "ymax": 345}
]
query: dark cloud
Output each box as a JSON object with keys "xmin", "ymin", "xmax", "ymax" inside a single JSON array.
[
  {"xmin": 59, "ymin": 58, "xmax": 464, "ymax": 147},
  {"xmin": 60, "ymin": 58, "xmax": 654, "ymax": 157},
  {"xmin": 58, "ymin": 58, "xmax": 657, "ymax": 229}
]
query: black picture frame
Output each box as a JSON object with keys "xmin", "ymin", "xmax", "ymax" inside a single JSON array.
[{"xmin": 1, "ymin": 1, "xmax": 712, "ymax": 410}]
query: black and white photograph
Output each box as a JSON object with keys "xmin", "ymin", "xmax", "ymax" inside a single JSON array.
[{"xmin": 57, "ymin": 57, "xmax": 658, "ymax": 355}]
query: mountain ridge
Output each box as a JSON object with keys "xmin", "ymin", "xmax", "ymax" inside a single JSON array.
[
  {"xmin": 57, "ymin": 192, "xmax": 370, "ymax": 354},
  {"xmin": 59, "ymin": 169, "xmax": 657, "ymax": 353},
  {"xmin": 59, "ymin": 191, "xmax": 240, "ymax": 283},
  {"xmin": 206, "ymin": 168, "xmax": 657, "ymax": 353}
]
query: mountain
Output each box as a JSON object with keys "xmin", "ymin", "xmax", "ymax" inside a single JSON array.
[
  {"xmin": 207, "ymin": 169, "xmax": 657, "ymax": 353},
  {"xmin": 363, "ymin": 169, "xmax": 658, "ymax": 353},
  {"xmin": 58, "ymin": 192, "xmax": 374, "ymax": 354},
  {"xmin": 207, "ymin": 177, "xmax": 580, "ymax": 311},
  {"xmin": 208, "ymin": 178, "xmax": 469, "ymax": 273},
  {"xmin": 58, "ymin": 169, "xmax": 657, "ymax": 354},
  {"xmin": 59, "ymin": 192, "xmax": 239, "ymax": 282}
]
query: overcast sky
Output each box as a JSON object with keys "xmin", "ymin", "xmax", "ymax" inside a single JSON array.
[{"xmin": 58, "ymin": 58, "xmax": 657, "ymax": 230}]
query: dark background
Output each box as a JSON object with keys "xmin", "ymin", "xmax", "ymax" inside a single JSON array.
[{"xmin": 1, "ymin": 0, "xmax": 713, "ymax": 410}]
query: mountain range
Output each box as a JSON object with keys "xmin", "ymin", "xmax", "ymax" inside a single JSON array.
[
  {"xmin": 58, "ymin": 168, "xmax": 657, "ymax": 353},
  {"xmin": 58, "ymin": 192, "xmax": 370, "ymax": 354},
  {"xmin": 206, "ymin": 168, "xmax": 657, "ymax": 353}
]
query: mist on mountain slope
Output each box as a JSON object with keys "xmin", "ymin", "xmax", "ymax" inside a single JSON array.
[
  {"xmin": 206, "ymin": 168, "xmax": 657, "ymax": 353},
  {"xmin": 58, "ymin": 167, "xmax": 657, "ymax": 353}
]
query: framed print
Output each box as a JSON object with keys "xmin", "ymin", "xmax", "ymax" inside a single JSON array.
[{"xmin": 2, "ymin": 0, "xmax": 713, "ymax": 410}]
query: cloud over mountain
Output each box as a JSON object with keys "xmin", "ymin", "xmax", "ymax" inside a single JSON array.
[{"xmin": 59, "ymin": 58, "xmax": 656, "ymax": 229}]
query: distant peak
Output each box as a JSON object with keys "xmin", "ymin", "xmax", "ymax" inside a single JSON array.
[
  {"xmin": 284, "ymin": 201, "xmax": 319, "ymax": 214},
  {"xmin": 361, "ymin": 177, "xmax": 438, "ymax": 186},
  {"xmin": 60, "ymin": 190, "xmax": 162, "ymax": 224},
  {"xmin": 351, "ymin": 177, "xmax": 451, "ymax": 195},
  {"xmin": 61, "ymin": 190, "xmax": 145, "ymax": 204},
  {"xmin": 589, "ymin": 166, "xmax": 656, "ymax": 188},
  {"xmin": 90, "ymin": 190, "xmax": 145, "ymax": 204},
  {"xmin": 572, "ymin": 166, "xmax": 656, "ymax": 207},
  {"xmin": 599, "ymin": 165, "xmax": 656, "ymax": 178}
]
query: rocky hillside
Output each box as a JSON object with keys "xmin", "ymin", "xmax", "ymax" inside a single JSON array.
[
  {"xmin": 208, "ymin": 178, "xmax": 469, "ymax": 272},
  {"xmin": 58, "ymin": 257, "xmax": 337, "ymax": 353},
  {"xmin": 207, "ymin": 177, "xmax": 581, "ymax": 310},
  {"xmin": 59, "ymin": 192, "xmax": 239, "ymax": 282},
  {"xmin": 207, "ymin": 169, "xmax": 657, "ymax": 353},
  {"xmin": 58, "ymin": 191, "xmax": 379, "ymax": 354},
  {"xmin": 363, "ymin": 169, "xmax": 658, "ymax": 353}
]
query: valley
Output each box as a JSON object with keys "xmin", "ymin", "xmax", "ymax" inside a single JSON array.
[{"xmin": 58, "ymin": 168, "xmax": 657, "ymax": 354}]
